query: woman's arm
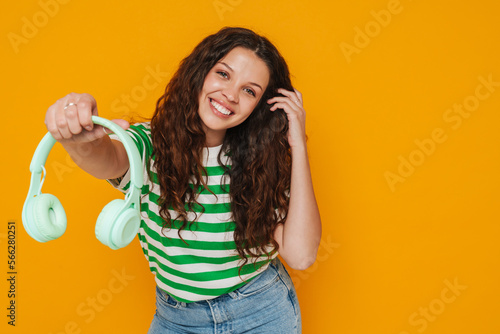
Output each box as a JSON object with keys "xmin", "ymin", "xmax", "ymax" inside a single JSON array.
[
  {"xmin": 45, "ymin": 93, "xmax": 130, "ymax": 180},
  {"xmin": 268, "ymin": 89, "xmax": 322, "ymax": 270}
]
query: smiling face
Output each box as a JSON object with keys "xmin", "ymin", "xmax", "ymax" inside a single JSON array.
[{"xmin": 198, "ymin": 47, "xmax": 270, "ymax": 147}]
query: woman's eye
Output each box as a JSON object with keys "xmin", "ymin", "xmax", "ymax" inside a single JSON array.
[
  {"xmin": 217, "ymin": 71, "xmax": 228, "ymax": 79},
  {"xmin": 244, "ymin": 88, "xmax": 256, "ymax": 97}
]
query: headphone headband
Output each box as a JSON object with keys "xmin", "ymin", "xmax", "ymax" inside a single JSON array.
[
  {"xmin": 28, "ymin": 116, "xmax": 143, "ymax": 189},
  {"xmin": 22, "ymin": 116, "xmax": 143, "ymax": 247}
]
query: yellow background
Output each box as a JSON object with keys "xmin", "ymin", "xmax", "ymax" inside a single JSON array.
[{"xmin": 2, "ymin": 0, "xmax": 500, "ymax": 333}]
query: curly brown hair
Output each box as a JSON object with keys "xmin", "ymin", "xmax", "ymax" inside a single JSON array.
[{"xmin": 150, "ymin": 27, "xmax": 293, "ymax": 270}]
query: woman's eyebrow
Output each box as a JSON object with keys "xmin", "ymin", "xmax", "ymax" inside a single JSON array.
[
  {"xmin": 218, "ymin": 61, "xmax": 263, "ymax": 91},
  {"xmin": 219, "ymin": 61, "xmax": 234, "ymax": 72}
]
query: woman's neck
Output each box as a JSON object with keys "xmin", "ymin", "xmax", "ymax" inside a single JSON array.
[{"xmin": 203, "ymin": 126, "xmax": 226, "ymax": 147}]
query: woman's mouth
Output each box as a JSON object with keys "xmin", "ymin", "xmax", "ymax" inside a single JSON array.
[{"xmin": 210, "ymin": 99, "xmax": 233, "ymax": 117}]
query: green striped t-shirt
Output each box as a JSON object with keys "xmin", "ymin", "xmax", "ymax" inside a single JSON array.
[{"xmin": 107, "ymin": 123, "xmax": 276, "ymax": 303}]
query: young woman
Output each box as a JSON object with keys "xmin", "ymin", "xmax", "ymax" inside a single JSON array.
[{"xmin": 45, "ymin": 27, "xmax": 321, "ymax": 333}]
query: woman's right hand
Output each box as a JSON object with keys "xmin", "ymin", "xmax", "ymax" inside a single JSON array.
[
  {"xmin": 45, "ymin": 92, "xmax": 129, "ymax": 144},
  {"xmin": 44, "ymin": 92, "xmax": 131, "ymax": 180}
]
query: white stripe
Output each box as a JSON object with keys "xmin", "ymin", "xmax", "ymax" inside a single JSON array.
[
  {"xmin": 156, "ymin": 279, "xmax": 215, "ymax": 301},
  {"xmin": 138, "ymin": 230, "xmax": 277, "ymax": 259},
  {"xmin": 187, "ymin": 173, "xmax": 230, "ymax": 188},
  {"xmin": 201, "ymin": 149, "xmax": 231, "ymax": 167},
  {"xmin": 201, "ymin": 174, "xmax": 230, "ymax": 186},
  {"xmin": 194, "ymin": 193, "xmax": 231, "ymax": 205},
  {"xmin": 139, "ymin": 236, "xmax": 239, "ymax": 258},
  {"xmin": 149, "ymin": 259, "xmax": 271, "ymax": 298},
  {"xmin": 146, "ymin": 253, "xmax": 266, "ymax": 289},
  {"xmin": 157, "ymin": 191, "xmax": 230, "ymax": 206}
]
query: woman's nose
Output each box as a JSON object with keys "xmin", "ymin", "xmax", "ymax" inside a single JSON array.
[{"xmin": 222, "ymin": 85, "xmax": 238, "ymax": 103}]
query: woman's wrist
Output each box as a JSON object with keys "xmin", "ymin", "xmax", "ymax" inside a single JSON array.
[{"xmin": 290, "ymin": 141, "xmax": 308, "ymax": 157}]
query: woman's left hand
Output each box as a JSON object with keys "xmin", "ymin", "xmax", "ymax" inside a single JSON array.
[
  {"xmin": 267, "ymin": 88, "xmax": 307, "ymax": 150},
  {"xmin": 268, "ymin": 88, "xmax": 321, "ymax": 270}
]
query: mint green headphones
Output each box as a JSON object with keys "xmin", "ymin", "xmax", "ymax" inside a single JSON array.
[{"xmin": 22, "ymin": 116, "xmax": 143, "ymax": 250}]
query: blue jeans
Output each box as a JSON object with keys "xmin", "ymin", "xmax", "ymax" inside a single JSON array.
[{"xmin": 147, "ymin": 258, "xmax": 302, "ymax": 333}]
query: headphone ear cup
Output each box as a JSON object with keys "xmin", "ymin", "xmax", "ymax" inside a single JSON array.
[
  {"xmin": 28, "ymin": 194, "xmax": 67, "ymax": 242},
  {"xmin": 110, "ymin": 208, "xmax": 141, "ymax": 249},
  {"xmin": 95, "ymin": 199, "xmax": 124, "ymax": 249},
  {"xmin": 96, "ymin": 199, "xmax": 140, "ymax": 249}
]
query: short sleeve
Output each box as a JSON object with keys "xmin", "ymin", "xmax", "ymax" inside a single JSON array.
[{"xmin": 106, "ymin": 122, "xmax": 153, "ymax": 193}]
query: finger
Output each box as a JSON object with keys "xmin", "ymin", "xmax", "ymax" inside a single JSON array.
[
  {"xmin": 94, "ymin": 119, "xmax": 130, "ymax": 138},
  {"xmin": 267, "ymin": 96, "xmax": 301, "ymax": 104},
  {"xmin": 45, "ymin": 105, "xmax": 63, "ymax": 140},
  {"xmin": 275, "ymin": 89, "xmax": 301, "ymax": 107},
  {"xmin": 276, "ymin": 88, "xmax": 300, "ymax": 104},
  {"xmin": 269, "ymin": 101, "xmax": 300, "ymax": 113},
  {"xmin": 91, "ymin": 124, "xmax": 107, "ymax": 138},
  {"xmin": 64, "ymin": 103, "xmax": 83, "ymax": 135},
  {"xmin": 54, "ymin": 99, "xmax": 74, "ymax": 139},
  {"xmin": 112, "ymin": 119, "xmax": 130, "ymax": 130},
  {"xmin": 74, "ymin": 95, "xmax": 96, "ymax": 132},
  {"xmin": 293, "ymin": 88, "xmax": 303, "ymax": 103},
  {"xmin": 267, "ymin": 96, "xmax": 302, "ymax": 110}
]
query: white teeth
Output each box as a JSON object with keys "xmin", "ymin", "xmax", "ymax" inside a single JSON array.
[{"xmin": 210, "ymin": 99, "xmax": 232, "ymax": 115}]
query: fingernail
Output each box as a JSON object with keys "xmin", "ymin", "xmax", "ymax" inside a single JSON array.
[{"xmin": 85, "ymin": 126, "xmax": 93, "ymax": 131}]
